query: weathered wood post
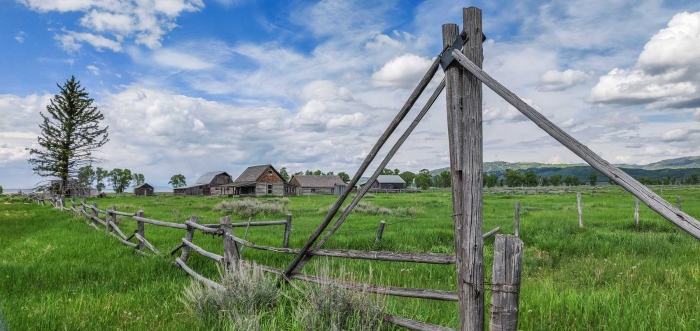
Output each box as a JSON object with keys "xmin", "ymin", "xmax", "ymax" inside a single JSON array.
[
  {"xmin": 444, "ymin": 7, "xmax": 486, "ymax": 330},
  {"xmin": 514, "ymin": 202, "xmax": 520, "ymax": 237},
  {"xmin": 375, "ymin": 220, "xmax": 386, "ymax": 244},
  {"xmin": 81, "ymin": 198, "xmax": 86, "ymax": 214},
  {"xmin": 676, "ymin": 196, "xmax": 681, "ymax": 210},
  {"xmin": 221, "ymin": 215, "xmax": 240, "ymax": 272},
  {"xmin": 71, "ymin": 197, "xmax": 75, "ymax": 210},
  {"xmin": 577, "ymin": 193, "xmax": 583, "ymax": 228},
  {"xmin": 136, "ymin": 210, "xmax": 145, "ymax": 253},
  {"xmin": 108, "ymin": 205, "xmax": 116, "ymax": 233},
  {"xmin": 92, "ymin": 202, "xmax": 99, "ymax": 226},
  {"xmin": 634, "ymin": 198, "xmax": 639, "ymax": 228},
  {"xmin": 489, "ymin": 234, "xmax": 524, "ymax": 331},
  {"xmin": 60, "ymin": 195, "xmax": 66, "ymax": 209},
  {"xmin": 180, "ymin": 216, "xmax": 198, "ymax": 264},
  {"xmin": 284, "ymin": 214, "xmax": 292, "ymax": 248}
]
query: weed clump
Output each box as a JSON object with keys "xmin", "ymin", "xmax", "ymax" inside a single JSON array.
[
  {"xmin": 182, "ymin": 264, "xmax": 279, "ymax": 328},
  {"xmin": 213, "ymin": 198, "xmax": 289, "ymax": 217},
  {"xmin": 327, "ymin": 201, "xmax": 415, "ymax": 217}
]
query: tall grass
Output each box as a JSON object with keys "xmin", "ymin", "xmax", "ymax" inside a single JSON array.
[{"xmin": 213, "ymin": 198, "xmax": 289, "ymax": 217}]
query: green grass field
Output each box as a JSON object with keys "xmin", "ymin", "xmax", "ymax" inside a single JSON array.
[{"xmin": 1, "ymin": 186, "xmax": 700, "ymax": 330}]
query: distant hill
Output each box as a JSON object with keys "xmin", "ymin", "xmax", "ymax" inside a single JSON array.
[{"xmin": 429, "ymin": 156, "xmax": 700, "ymax": 182}]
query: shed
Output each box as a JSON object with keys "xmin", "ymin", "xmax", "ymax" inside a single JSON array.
[
  {"xmin": 173, "ymin": 171, "xmax": 233, "ymax": 196},
  {"xmin": 289, "ymin": 175, "xmax": 346, "ymax": 195},
  {"xmin": 224, "ymin": 165, "xmax": 294, "ymax": 197},
  {"xmin": 134, "ymin": 183, "xmax": 155, "ymax": 196},
  {"xmin": 362, "ymin": 175, "xmax": 406, "ymax": 190}
]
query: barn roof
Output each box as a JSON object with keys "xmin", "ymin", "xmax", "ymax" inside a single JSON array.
[
  {"xmin": 291, "ymin": 175, "xmax": 346, "ymax": 188},
  {"xmin": 134, "ymin": 183, "xmax": 153, "ymax": 189},
  {"xmin": 233, "ymin": 165, "xmax": 285, "ymax": 183},
  {"xmin": 195, "ymin": 171, "xmax": 229, "ymax": 185},
  {"xmin": 376, "ymin": 175, "xmax": 405, "ymax": 184}
]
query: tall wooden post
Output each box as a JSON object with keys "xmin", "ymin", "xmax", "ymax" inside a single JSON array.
[
  {"xmin": 136, "ymin": 210, "xmax": 145, "ymax": 253},
  {"xmin": 60, "ymin": 195, "xmax": 66, "ymax": 209},
  {"xmin": 221, "ymin": 216, "xmax": 240, "ymax": 272},
  {"xmin": 676, "ymin": 196, "xmax": 681, "ymax": 210},
  {"xmin": 489, "ymin": 235, "xmax": 524, "ymax": 331},
  {"xmin": 108, "ymin": 205, "xmax": 116, "ymax": 233},
  {"xmin": 375, "ymin": 220, "xmax": 386, "ymax": 244},
  {"xmin": 92, "ymin": 202, "xmax": 99, "ymax": 227},
  {"xmin": 634, "ymin": 198, "xmax": 639, "ymax": 227},
  {"xmin": 444, "ymin": 6, "xmax": 486, "ymax": 330},
  {"xmin": 284, "ymin": 214, "xmax": 292, "ymax": 248},
  {"xmin": 577, "ymin": 193, "xmax": 583, "ymax": 228},
  {"xmin": 514, "ymin": 202, "xmax": 520, "ymax": 237}
]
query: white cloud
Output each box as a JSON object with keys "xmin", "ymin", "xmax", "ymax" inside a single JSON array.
[
  {"xmin": 371, "ymin": 54, "xmax": 433, "ymax": 88},
  {"xmin": 20, "ymin": 0, "xmax": 204, "ymax": 51},
  {"xmin": 560, "ymin": 117, "xmax": 585, "ymax": 128},
  {"xmin": 589, "ymin": 11, "xmax": 700, "ymax": 109},
  {"xmin": 15, "ymin": 31, "xmax": 25, "ymax": 43},
  {"xmin": 86, "ymin": 65, "xmax": 100, "ymax": 75},
  {"xmin": 661, "ymin": 128, "xmax": 700, "ymax": 142},
  {"xmin": 695, "ymin": 109, "xmax": 700, "ymax": 121},
  {"xmin": 539, "ymin": 69, "xmax": 592, "ymax": 91},
  {"xmin": 152, "ymin": 49, "xmax": 216, "ymax": 70}
]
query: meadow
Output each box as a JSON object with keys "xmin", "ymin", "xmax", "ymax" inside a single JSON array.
[{"xmin": 1, "ymin": 186, "xmax": 700, "ymax": 330}]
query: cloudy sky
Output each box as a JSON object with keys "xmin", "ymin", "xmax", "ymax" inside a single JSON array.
[{"xmin": 1, "ymin": 0, "xmax": 700, "ymax": 189}]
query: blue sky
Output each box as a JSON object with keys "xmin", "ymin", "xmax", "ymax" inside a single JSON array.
[{"xmin": 2, "ymin": 0, "xmax": 700, "ymax": 189}]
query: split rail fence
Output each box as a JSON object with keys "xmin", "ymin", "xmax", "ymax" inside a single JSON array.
[{"xmin": 31, "ymin": 5, "xmax": 700, "ymax": 331}]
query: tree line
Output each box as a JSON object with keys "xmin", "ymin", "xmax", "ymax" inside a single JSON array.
[{"xmin": 76, "ymin": 165, "xmax": 146, "ymax": 194}]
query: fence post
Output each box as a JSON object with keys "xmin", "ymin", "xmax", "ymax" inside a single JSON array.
[
  {"xmin": 514, "ymin": 202, "xmax": 520, "ymax": 237},
  {"xmin": 284, "ymin": 214, "xmax": 292, "ymax": 248},
  {"xmin": 489, "ymin": 234, "xmax": 524, "ymax": 331},
  {"xmin": 180, "ymin": 216, "xmax": 198, "ymax": 263},
  {"xmin": 444, "ymin": 7, "xmax": 486, "ymax": 330},
  {"xmin": 108, "ymin": 205, "xmax": 116, "ymax": 233},
  {"xmin": 375, "ymin": 220, "xmax": 386, "ymax": 244},
  {"xmin": 136, "ymin": 210, "xmax": 145, "ymax": 253},
  {"xmin": 676, "ymin": 196, "xmax": 681, "ymax": 210},
  {"xmin": 634, "ymin": 198, "xmax": 639, "ymax": 228},
  {"xmin": 60, "ymin": 195, "xmax": 66, "ymax": 209},
  {"xmin": 221, "ymin": 215, "xmax": 240, "ymax": 272},
  {"xmin": 577, "ymin": 193, "xmax": 583, "ymax": 228},
  {"xmin": 92, "ymin": 202, "xmax": 99, "ymax": 227},
  {"xmin": 81, "ymin": 198, "xmax": 86, "ymax": 214}
]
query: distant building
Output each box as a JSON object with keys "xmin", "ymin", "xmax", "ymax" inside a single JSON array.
[
  {"xmin": 289, "ymin": 175, "xmax": 346, "ymax": 195},
  {"xmin": 133, "ymin": 183, "xmax": 154, "ymax": 196},
  {"xmin": 225, "ymin": 165, "xmax": 294, "ymax": 197},
  {"xmin": 362, "ymin": 175, "xmax": 406, "ymax": 190},
  {"xmin": 173, "ymin": 171, "xmax": 233, "ymax": 196}
]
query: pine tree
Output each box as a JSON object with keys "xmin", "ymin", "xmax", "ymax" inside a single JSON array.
[{"xmin": 27, "ymin": 76, "xmax": 109, "ymax": 194}]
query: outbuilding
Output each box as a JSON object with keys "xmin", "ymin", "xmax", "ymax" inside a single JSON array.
[
  {"xmin": 362, "ymin": 175, "xmax": 406, "ymax": 191},
  {"xmin": 173, "ymin": 171, "xmax": 233, "ymax": 196},
  {"xmin": 225, "ymin": 165, "xmax": 295, "ymax": 197},
  {"xmin": 133, "ymin": 183, "xmax": 155, "ymax": 196},
  {"xmin": 289, "ymin": 175, "xmax": 346, "ymax": 195}
]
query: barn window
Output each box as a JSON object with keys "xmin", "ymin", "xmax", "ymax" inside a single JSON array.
[
  {"xmin": 311, "ymin": 189, "xmax": 315, "ymax": 193},
  {"xmin": 267, "ymin": 170, "xmax": 273, "ymax": 175},
  {"xmin": 267, "ymin": 185, "xmax": 272, "ymax": 194}
]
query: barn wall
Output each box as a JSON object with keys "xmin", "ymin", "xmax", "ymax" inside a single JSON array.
[
  {"xmin": 300, "ymin": 187, "xmax": 334, "ymax": 195},
  {"xmin": 255, "ymin": 183, "xmax": 284, "ymax": 196},
  {"xmin": 211, "ymin": 174, "xmax": 233, "ymax": 186},
  {"xmin": 257, "ymin": 168, "xmax": 284, "ymax": 183}
]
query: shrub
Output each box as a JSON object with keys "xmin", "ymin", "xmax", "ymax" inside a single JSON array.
[
  {"xmin": 213, "ymin": 198, "xmax": 289, "ymax": 217},
  {"xmin": 296, "ymin": 267, "xmax": 387, "ymax": 331},
  {"xmin": 327, "ymin": 201, "xmax": 414, "ymax": 217},
  {"xmin": 182, "ymin": 264, "xmax": 279, "ymax": 326}
]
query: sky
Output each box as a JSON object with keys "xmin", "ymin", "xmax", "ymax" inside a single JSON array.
[{"xmin": 1, "ymin": 0, "xmax": 700, "ymax": 189}]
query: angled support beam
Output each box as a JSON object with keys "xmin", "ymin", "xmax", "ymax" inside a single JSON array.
[{"xmin": 451, "ymin": 49, "xmax": 700, "ymax": 240}]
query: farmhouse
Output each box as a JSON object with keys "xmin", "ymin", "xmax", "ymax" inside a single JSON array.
[
  {"xmin": 289, "ymin": 175, "xmax": 346, "ymax": 195},
  {"xmin": 173, "ymin": 171, "xmax": 233, "ymax": 196},
  {"xmin": 133, "ymin": 183, "xmax": 154, "ymax": 196},
  {"xmin": 225, "ymin": 165, "xmax": 294, "ymax": 197},
  {"xmin": 362, "ymin": 175, "xmax": 406, "ymax": 191}
]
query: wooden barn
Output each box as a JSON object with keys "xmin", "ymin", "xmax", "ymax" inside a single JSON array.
[
  {"xmin": 362, "ymin": 175, "xmax": 406, "ymax": 190},
  {"xmin": 133, "ymin": 183, "xmax": 154, "ymax": 196},
  {"xmin": 224, "ymin": 165, "xmax": 294, "ymax": 197},
  {"xmin": 173, "ymin": 171, "xmax": 233, "ymax": 196},
  {"xmin": 289, "ymin": 175, "xmax": 346, "ymax": 195}
]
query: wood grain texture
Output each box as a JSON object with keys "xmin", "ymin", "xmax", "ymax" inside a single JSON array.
[
  {"xmin": 383, "ymin": 314, "xmax": 456, "ymax": 331},
  {"xmin": 109, "ymin": 221, "xmax": 128, "ymax": 241},
  {"xmin": 185, "ymin": 220, "xmax": 222, "ymax": 234},
  {"xmin": 577, "ymin": 193, "xmax": 583, "ymax": 228},
  {"xmin": 514, "ymin": 202, "xmax": 520, "ymax": 237},
  {"xmin": 134, "ymin": 233, "xmax": 160, "ymax": 255},
  {"xmin": 221, "ymin": 216, "xmax": 240, "ymax": 272},
  {"xmin": 375, "ymin": 220, "xmax": 386, "ymax": 244},
  {"xmin": 180, "ymin": 216, "xmax": 197, "ymax": 263},
  {"xmin": 635, "ymin": 198, "xmax": 640, "ymax": 227},
  {"xmin": 132, "ymin": 216, "xmax": 188, "ymax": 230},
  {"xmin": 450, "ymin": 48, "xmax": 700, "ymax": 240},
  {"xmin": 136, "ymin": 210, "xmax": 145, "ymax": 252},
  {"xmin": 282, "ymin": 50, "xmax": 443, "ymax": 277},
  {"xmin": 489, "ymin": 235, "xmax": 524, "ymax": 331},
  {"xmin": 483, "ymin": 227, "xmax": 500, "ymax": 239},
  {"xmin": 182, "ymin": 238, "xmax": 223, "ymax": 262},
  {"xmin": 284, "ymin": 214, "xmax": 292, "ymax": 248},
  {"xmin": 174, "ymin": 257, "xmax": 225, "ymax": 291}
]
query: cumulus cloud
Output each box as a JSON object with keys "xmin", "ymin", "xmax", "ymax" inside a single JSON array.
[
  {"xmin": 538, "ymin": 69, "xmax": 592, "ymax": 91},
  {"xmin": 20, "ymin": 0, "xmax": 204, "ymax": 51},
  {"xmin": 371, "ymin": 54, "xmax": 433, "ymax": 88},
  {"xmin": 661, "ymin": 128, "xmax": 700, "ymax": 142},
  {"xmin": 560, "ymin": 117, "xmax": 585, "ymax": 128},
  {"xmin": 589, "ymin": 11, "xmax": 700, "ymax": 109}
]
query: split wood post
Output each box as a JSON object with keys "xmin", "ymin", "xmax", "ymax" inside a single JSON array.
[
  {"xmin": 180, "ymin": 216, "xmax": 198, "ymax": 264},
  {"xmin": 284, "ymin": 214, "xmax": 292, "ymax": 248},
  {"xmin": 514, "ymin": 202, "xmax": 520, "ymax": 237},
  {"xmin": 71, "ymin": 197, "xmax": 75, "ymax": 210},
  {"xmin": 136, "ymin": 210, "xmax": 145, "ymax": 253},
  {"xmin": 676, "ymin": 196, "xmax": 681, "ymax": 211},
  {"xmin": 577, "ymin": 193, "xmax": 583, "ymax": 228},
  {"xmin": 221, "ymin": 216, "xmax": 240, "ymax": 272},
  {"xmin": 489, "ymin": 234, "xmax": 524, "ymax": 331},
  {"xmin": 60, "ymin": 195, "xmax": 66, "ymax": 209},
  {"xmin": 445, "ymin": 7, "xmax": 486, "ymax": 330},
  {"xmin": 375, "ymin": 220, "xmax": 386, "ymax": 244},
  {"xmin": 108, "ymin": 205, "xmax": 116, "ymax": 233},
  {"xmin": 634, "ymin": 198, "xmax": 639, "ymax": 228},
  {"xmin": 81, "ymin": 198, "xmax": 86, "ymax": 214},
  {"xmin": 92, "ymin": 202, "xmax": 99, "ymax": 226}
]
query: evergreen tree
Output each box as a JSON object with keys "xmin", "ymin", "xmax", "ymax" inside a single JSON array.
[{"xmin": 27, "ymin": 76, "xmax": 109, "ymax": 194}]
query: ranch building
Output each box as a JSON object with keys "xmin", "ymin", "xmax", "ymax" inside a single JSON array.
[
  {"xmin": 133, "ymin": 183, "xmax": 155, "ymax": 196},
  {"xmin": 362, "ymin": 175, "xmax": 406, "ymax": 190},
  {"xmin": 173, "ymin": 171, "xmax": 233, "ymax": 196},
  {"xmin": 224, "ymin": 165, "xmax": 295, "ymax": 197},
  {"xmin": 289, "ymin": 175, "xmax": 347, "ymax": 195}
]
